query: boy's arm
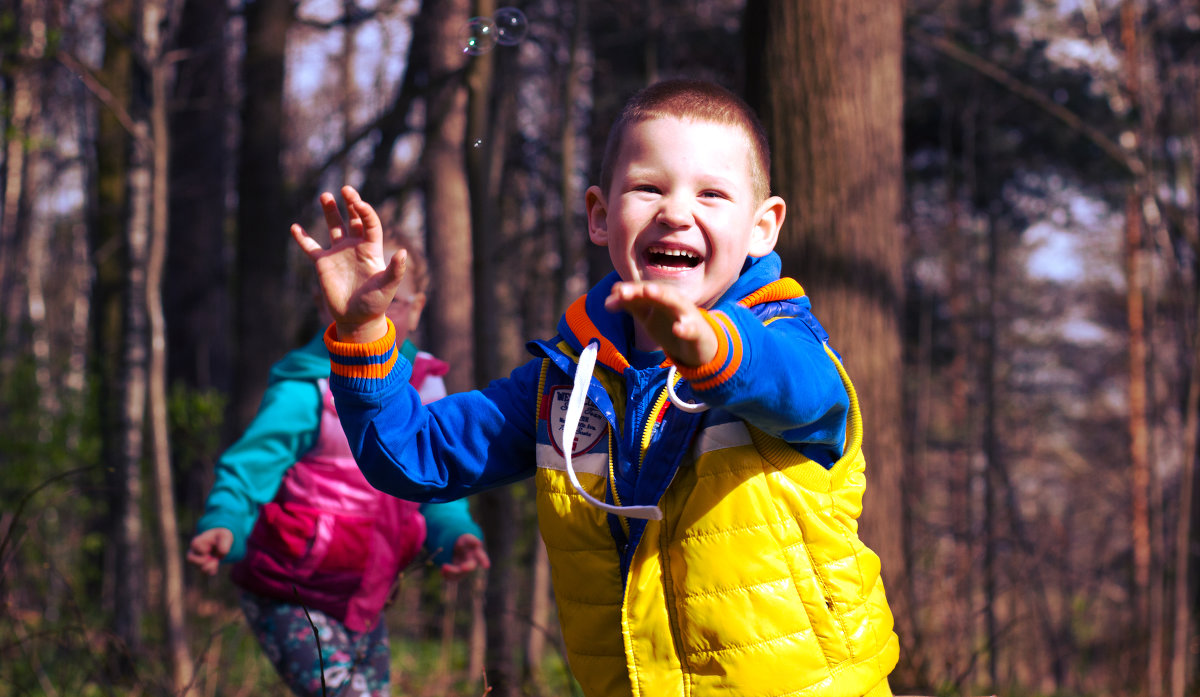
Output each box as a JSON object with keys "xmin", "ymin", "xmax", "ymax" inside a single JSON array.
[
  {"xmin": 326, "ymin": 322, "xmax": 543, "ymax": 502},
  {"xmin": 608, "ymin": 281, "xmax": 847, "ymax": 459},
  {"xmin": 195, "ymin": 378, "xmax": 322, "ymax": 562},
  {"xmin": 677, "ymin": 302, "xmax": 848, "ymax": 451}
]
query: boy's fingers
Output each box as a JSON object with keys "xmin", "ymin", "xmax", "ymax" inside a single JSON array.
[
  {"xmin": 343, "ymin": 187, "xmax": 364, "ymax": 233},
  {"xmin": 291, "ymin": 224, "xmax": 323, "ymax": 256},
  {"xmin": 352, "ymin": 201, "xmax": 383, "ymax": 242},
  {"xmin": 385, "ymin": 249, "xmax": 408, "ymax": 284},
  {"xmin": 320, "ymin": 192, "xmax": 345, "ymax": 241}
]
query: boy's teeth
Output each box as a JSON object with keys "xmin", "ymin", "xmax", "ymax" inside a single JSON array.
[{"xmin": 647, "ymin": 247, "xmax": 700, "ymax": 268}]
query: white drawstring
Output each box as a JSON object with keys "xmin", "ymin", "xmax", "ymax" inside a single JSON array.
[
  {"xmin": 665, "ymin": 365, "xmax": 709, "ymax": 413},
  {"xmin": 563, "ymin": 342, "xmax": 663, "ymax": 521}
]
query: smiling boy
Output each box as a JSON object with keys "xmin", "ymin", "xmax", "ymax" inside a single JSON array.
[{"xmin": 292, "ymin": 78, "xmax": 898, "ymax": 697}]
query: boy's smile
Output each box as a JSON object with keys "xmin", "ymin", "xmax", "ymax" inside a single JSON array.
[{"xmin": 586, "ymin": 116, "xmax": 784, "ymax": 310}]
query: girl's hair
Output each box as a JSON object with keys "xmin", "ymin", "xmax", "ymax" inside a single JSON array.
[
  {"xmin": 388, "ymin": 231, "xmax": 429, "ymax": 294},
  {"xmin": 598, "ymin": 78, "xmax": 772, "ymax": 201}
]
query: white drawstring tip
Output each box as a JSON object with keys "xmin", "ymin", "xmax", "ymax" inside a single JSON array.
[{"xmin": 563, "ymin": 342, "xmax": 664, "ymax": 521}]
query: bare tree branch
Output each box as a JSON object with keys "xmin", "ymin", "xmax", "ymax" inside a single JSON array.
[{"xmin": 909, "ymin": 26, "xmax": 1144, "ymax": 177}]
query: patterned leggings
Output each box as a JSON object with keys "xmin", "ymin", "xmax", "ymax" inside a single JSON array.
[{"xmin": 239, "ymin": 591, "xmax": 392, "ymax": 697}]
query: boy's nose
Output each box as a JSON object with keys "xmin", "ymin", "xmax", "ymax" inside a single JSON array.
[{"xmin": 655, "ymin": 196, "xmax": 693, "ymax": 228}]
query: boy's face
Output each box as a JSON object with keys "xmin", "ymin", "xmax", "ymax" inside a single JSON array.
[{"xmin": 586, "ymin": 116, "xmax": 784, "ymax": 309}]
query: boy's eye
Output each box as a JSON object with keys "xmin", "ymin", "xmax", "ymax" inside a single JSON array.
[
  {"xmin": 700, "ymin": 190, "xmax": 727, "ymax": 199},
  {"xmin": 633, "ymin": 185, "xmax": 660, "ymax": 194}
]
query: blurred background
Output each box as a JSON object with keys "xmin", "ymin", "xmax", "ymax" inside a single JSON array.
[{"xmin": 1, "ymin": 0, "xmax": 1198, "ymax": 695}]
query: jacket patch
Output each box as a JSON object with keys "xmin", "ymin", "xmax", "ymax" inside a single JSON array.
[{"xmin": 543, "ymin": 386, "xmax": 608, "ymax": 457}]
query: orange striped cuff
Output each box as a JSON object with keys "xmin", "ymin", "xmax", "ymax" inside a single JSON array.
[
  {"xmin": 324, "ymin": 320, "xmax": 400, "ymax": 380},
  {"xmin": 675, "ymin": 309, "xmax": 743, "ymax": 391}
]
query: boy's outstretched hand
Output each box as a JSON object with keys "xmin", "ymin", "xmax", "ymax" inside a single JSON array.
[
  {"xmin": 605, "ymin": 282, "xmax": 718, "ymax": 367},
  {"xmin": 291, "ymin": 186, "xmax": 406, "ymax": 343}
]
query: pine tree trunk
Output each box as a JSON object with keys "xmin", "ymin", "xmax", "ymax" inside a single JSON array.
[
  {"xmin": 746, "ymin": 0, "xmax": 911, "ymax": 680},
  {"xmin": 1170, "ymin": 71, "xmax": 1200, "ymax": 697},
  {"xmin": 233, "ymin": 0, "xmax": 292, "ymax": 435},
  {"xmin": 0, "ymin": 0, "xmax": 36, "ymax": 379},
  {"xmin": 116, "ymin": 117, "xmax": 152, "ymax": 665},
  {"xmin": 1121, "ymin": 6, "xmax": 1157, "ymax": 693},
  {"xmin": 93, "ymin": 0, "xmax": 135, "ymax": 670},
  {"xmin": 422, "ymin": 0, "xmax": 474, "ymax": 394},
  {"xmin": 166, "ymin": 0, "xmax": 232, "ymax": 519},
  {"xmin": 525, "ymin": 536, "xmax": 552, "ymax": 696},
  {"xmin": 144, "ymin": 0, "xmax": 193, "ymax": 688}
]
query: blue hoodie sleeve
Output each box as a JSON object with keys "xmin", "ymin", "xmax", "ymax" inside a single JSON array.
[
  {"xmin": 677, "ymin": 302, "xmax": 850, "ymax": 464},
  {"xmin": 325, "ymin": 323, "xmax": 542, "ymax": 503},
  {"xmin": 418, "ymin": 499, "xmax": 484, "ymax": 565},
  {"xmin": 195, "ymin": 378, "xmax": 321, "ymax": 562}
]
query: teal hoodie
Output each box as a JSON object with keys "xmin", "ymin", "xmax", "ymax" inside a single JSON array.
[{"xmin": 196, "ymin": 330, "xmax": 479, "ymax": 564}]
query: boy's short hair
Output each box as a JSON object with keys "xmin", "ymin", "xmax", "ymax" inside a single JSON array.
[
  {"xmin": 598, "ymin": 79, "xmax": 772, "ymax": 201},
  {"xmin": 387, "ymin": 231, "xmax": 429, "ymax": 294}
]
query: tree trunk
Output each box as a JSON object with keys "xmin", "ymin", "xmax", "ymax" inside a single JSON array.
[
  {"xmin": 981, "ymin": 211, "xmax": 1000, "ymax": 690},
  {"xmin": 525, "ymin": 536, "xmax": 552, "ymax": 696},
  {"xmin": 745, "ymin": 0, "xmax": 911, "ymax": 681},
  {"xmin": 117, "ymin": 118, "xmax": 152, "ymax": 666},
  {"xmin": 92, "ymin": 4, "xmax": 132, "ymax": 675},
  {"xmin": 93, "ymin": 0, "xmax": 139, "ymax": 673},
  {"xmin": 468, "ymin": 571, "xmax": 488, "ymax": 685},
  {"xmin": 421, "ymin": 0, "xmax": 473, "ymax": 394},
  {"xmin": 166, "ymin": 0, "xmax": 232, "ymax": 521},
  {"xmin": 1170, "ymin": 68, "xmax": 1200, "ymax": 697},
  {"xmin": 1121, "ymin": 5, "xmax": 1157, "ymax": 693},
  {"xmin": 0, "ymin": 0, "xmax": 38, "ymax": 379},
  {"xmin": 143, "ymin": 0, "xmax": 193, "ymax": 688},
  {"xmin": 233, "ymin": 0, "xmax": 292, "ymax": 435},
  {"xmin": 24, "ymin": 55, "xmax": 54, "ymax": 437},
  {"xmin": 1125, "ymin": 186, "xmax": 1155, "ymax": 687},
  {"xmin": 945, "ymin": 124, "xmax": 978, "ymax": 690}
]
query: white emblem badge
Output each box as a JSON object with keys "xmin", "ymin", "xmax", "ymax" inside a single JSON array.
[{"xmin": 546, "ymin": 386, "xmax": 607, "ymax": 456}]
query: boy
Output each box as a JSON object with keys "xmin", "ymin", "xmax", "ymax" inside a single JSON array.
[{"xmin": 292, "ymin": 79, "xmax": 898, "ymax": 697}]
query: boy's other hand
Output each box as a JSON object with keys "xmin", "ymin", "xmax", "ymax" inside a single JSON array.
[
  {"xmin": 440, "ymin": 534, "xmax": 491, "ymax": 582},
  {"xmin": 605, "ymin": 282, "xmax": 718, "ymax": 367},
  {"xmin": 291, "ymin": 186, "xmax": 407, "ymax": 343},
  {"xmin": 186, "ymin": 528, "xmax": 233, "ymax": 576}
]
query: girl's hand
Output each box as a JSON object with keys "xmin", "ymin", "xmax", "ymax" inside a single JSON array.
[
  {"xmin": 186, "ymin": 528, "xmax": 233, "ymax": 576},
  {"xmin": 439, "ymin": 534, "xmax": 491, "ymax": 582}
]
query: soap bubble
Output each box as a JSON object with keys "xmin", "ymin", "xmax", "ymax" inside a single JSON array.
[
  {"xmin": 471, "ymin": 138, "xmax": 484, "ymax": 148},
  {"xmin": 493, "ymin": 7, "xmax": 528, "ymax": 46},
  {"xmin": 461, "ymin": 16, "xmax": 497, "ymax": 55}
]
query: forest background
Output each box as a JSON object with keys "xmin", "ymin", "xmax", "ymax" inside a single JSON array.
[{"xmin": 1, "ymin": 0, "xmax": 1198, "ymax": 695}]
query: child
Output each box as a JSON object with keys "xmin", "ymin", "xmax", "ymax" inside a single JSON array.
[
  {"xmin": 291, "ymin": 78, "xmax": 898, "ymax": 697},
  {"xmin": 186, "ymin": 234, "xmax": 490, "ymax": 697}
]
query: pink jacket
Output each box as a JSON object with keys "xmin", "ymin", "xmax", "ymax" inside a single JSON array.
[{"xmin": 231, "ymin": 353, "xmax": 448, "ymax": 632}]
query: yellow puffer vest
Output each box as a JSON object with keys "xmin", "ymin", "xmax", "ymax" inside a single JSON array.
[{"xmin": 534, "ymin": 340, "xmax": 899, "ymax": 697}]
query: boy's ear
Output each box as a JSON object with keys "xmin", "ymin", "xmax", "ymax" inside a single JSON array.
[
  {"xmin": 748, "ymin": 195, "xmax": 786, "ymax": 257},
  {"xmin": 585, "ymin": 185, "xmax": 609, "ymax": 246}
]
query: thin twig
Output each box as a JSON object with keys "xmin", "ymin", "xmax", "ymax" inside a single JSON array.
[
  {"xmin": 0, "ymin": 466, "xmax": 98, "ymax": 570},
  {"xmin": 294, "ymin": 586, "xmax": 328, "ymax": 697},
  {"xmin": 909, "ymin": 26, "xmax": 1144, "ymax": 177}
]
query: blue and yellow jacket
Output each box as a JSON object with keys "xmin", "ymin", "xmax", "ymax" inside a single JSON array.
[{"xmin": 326, "ymin": 253, "xmax": 899, "ymax": 697}]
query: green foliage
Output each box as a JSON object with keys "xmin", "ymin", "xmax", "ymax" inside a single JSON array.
[
  {"xmin": 168, "ymin": 383, "xmax": 226, "ymax": 464},
  {"xmin": 168, "ymin": 383, "xmax": 226, "ymax": 531}
]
